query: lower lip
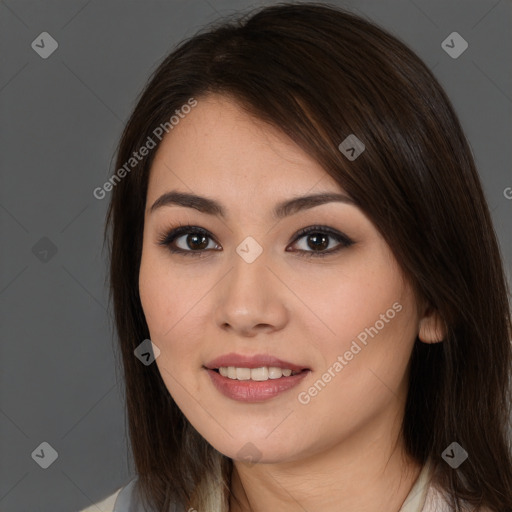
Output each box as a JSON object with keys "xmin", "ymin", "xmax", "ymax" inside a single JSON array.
[{"xmin": 205, "ymin": 368, "xmax": 310, "ymax": 402}]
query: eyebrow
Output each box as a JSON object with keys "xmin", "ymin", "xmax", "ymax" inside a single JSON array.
[{"xmin": 148, "ymin": 190, "xmax": 355, "ymax": 219}]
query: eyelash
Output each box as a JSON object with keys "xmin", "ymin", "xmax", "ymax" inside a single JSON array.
[{"xmin": 156, "ymin": 223, "xmax": 354, "ymax": 259}]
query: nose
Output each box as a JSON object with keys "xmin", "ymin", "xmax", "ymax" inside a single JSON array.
[{"xmin": 213, "ymin": 245, "xmax": 290, "ymax": 337}]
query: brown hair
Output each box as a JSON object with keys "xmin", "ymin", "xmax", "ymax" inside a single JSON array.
[{"xmin": 104, "ymin": 3, "xmax": 512, "ymax": 511}]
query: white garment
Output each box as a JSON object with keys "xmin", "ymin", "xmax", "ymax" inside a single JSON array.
[
  {"xmin": 80, "ymin": 460, "xmax": 479, "ymax": 512},
  {"xmin": 399, "ymin": 459, "xmax": 448, "ymax": 512},
  {"xmin": 79, "ymin": 487, "xmax": 122, "ymax": 511}
]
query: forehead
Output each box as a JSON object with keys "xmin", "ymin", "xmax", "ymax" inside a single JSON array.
[{"xmin": 146, "ymin": 94, "xmax": 342, "ymax": 209}]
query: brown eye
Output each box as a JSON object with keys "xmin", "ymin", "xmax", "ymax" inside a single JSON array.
[
  {"xmin": 304, "ymin": 233, "xmax": 330, "ymax": 251},
  {"xmin": 157, "ymin": 225, "xmax": 220, "ymax": 256},
  {"xmin": 287, "ymin": 225, "xmax": 354, "ymax": 258},
  {"xmin": 157, "ymin": 224, "xmax": 354, "ymax": 259},
  {"xmin": 183, "ymin": 233, "xmax": 209, "ymax": 250}
]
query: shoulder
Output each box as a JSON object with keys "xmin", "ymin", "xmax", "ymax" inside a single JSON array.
[
  {"xmin": 406, "ymin": 459, "xmax": 493, "ymax": 512},
  {"xmin": 422, "ymin": 483, "xmax": 455, "ymax": 511},
  {"xmin": 112, "ymin": 478, "xmax": 147, "ymax": 512},
  {"xmin": 111, "ymin": 478, "xmax": 187, "ymax": 512},
  {"xmin": 423, "ymin": 482, "xmax": 493, "ymax": 512},
  {"xmin": 78, "ymin": 478, "xmax": 146, "ymax": 512},
  {"xmin": 78, "ymin": 486, "xmax": 123, "ymax": 512}
]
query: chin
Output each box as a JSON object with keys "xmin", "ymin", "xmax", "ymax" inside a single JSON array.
[{"xmin": 202, "ymin": 431, "xmax": 306, "ymax": 465}]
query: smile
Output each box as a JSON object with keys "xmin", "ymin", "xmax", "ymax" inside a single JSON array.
[
  {"xmin": 217, "ymin": 366, "xmax": 301, "ymax": 380},
  {"xmin": 205, "ymin": 367, "xmax": 310, "ymax": 402}
]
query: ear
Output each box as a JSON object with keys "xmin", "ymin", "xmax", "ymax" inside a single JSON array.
[{"xmin": 418, "ymin": 305, "xmax": 445, "ymax": 343}]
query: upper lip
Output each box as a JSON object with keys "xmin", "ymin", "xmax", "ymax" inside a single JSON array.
[{"xmin": 204, "ymin": 353, "xmax": 310, "ymax": 371}]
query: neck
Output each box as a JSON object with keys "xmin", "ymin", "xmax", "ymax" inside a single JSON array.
[{"xmin": 228, "ymin": 416, "xmax": 422, "ymax": 512}]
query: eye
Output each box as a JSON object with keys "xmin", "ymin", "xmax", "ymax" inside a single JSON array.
[
  {"xmin": 157, "ymin": 223, "xmax": 354, "ymax": 258},
  {"xmin": 287, "ymin": 225, "xmax": 354, "ymax": 258},
  {"xmin": 157, "ymin": 224, "xmax": 220, "ymax": 257}
]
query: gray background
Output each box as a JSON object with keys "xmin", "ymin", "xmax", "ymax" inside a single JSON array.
[{"xmin": 0, "ymin": 0, "xmax": 511, "ymax": 510}]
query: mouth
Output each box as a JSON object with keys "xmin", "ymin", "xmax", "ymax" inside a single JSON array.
[
  {"xmin": 207, "ymin": 366, "xmax": 309, "ymax": 381},
  {"xmin": 204, "ymin": 352, "xmax": 310, "ymax": 376},
  {"xmin": 203, "ymin": 353, "xmax": 311, "ymax": 400},
  {"xmin": 204, "ymin": 366, "xmax": 311, "ymax": 402}
]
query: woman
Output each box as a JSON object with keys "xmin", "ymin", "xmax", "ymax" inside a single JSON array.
[{"xmin": 89, "ymin": 2, "xmax": 512, "ymax": 511}]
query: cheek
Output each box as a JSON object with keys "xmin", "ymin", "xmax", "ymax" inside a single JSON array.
[
  {"xmin": 291, "ymin": 253, "xmax": 411, "ymax": 349},
  {"xmin": 139, "ymin": 255, "xmax": 203, "ymax": 404},
  {"xmin": 139, "ymin": 248, "xmax": 196, "ymax": 339},
  {"xmin": 324, "ymin": 276, "xmax": 410, "ymax": 346},
  {"xmin": 294, "ymin": 249, "xmax": 418, "ymax": 399},
  {"xmin": 138, "ymin": 249, "xmax": 211, "ymax": 379}
]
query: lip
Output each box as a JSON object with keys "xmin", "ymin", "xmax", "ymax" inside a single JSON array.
[
  {"xmin": 205, "ymin": 367, "xmax": 311, "ymax": 402},
  {"xmin": 204, "ymin": 352, "xmax": 310, "ymax": 371}
]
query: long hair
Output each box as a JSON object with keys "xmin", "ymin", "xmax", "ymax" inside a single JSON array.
[{"xmin": 103, "ymin": 3, "xmax": 512, "ymax": 511}]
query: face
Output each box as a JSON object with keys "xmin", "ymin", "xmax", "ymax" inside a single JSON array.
[{"xmin": 138, "ymin": 93, "xmax": 422, "ymax": 464}]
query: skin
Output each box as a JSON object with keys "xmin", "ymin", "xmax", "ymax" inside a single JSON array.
[{"xmin": 138, "ymin": 93, "xmax": 444, "ymax": 512}]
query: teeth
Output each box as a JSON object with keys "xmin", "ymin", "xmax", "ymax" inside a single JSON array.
[{"xmin": 218, "ymin": 366, "xmax": 299, "ymax": 380}]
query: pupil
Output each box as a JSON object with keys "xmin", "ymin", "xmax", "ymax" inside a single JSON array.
[
  {"xmin": 188, "ymin": 234, "xmax": 208, "ymax": 250},
  {"xmin": 308, "ymin": 233, "xmax": 328, "ymax": 251}
]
